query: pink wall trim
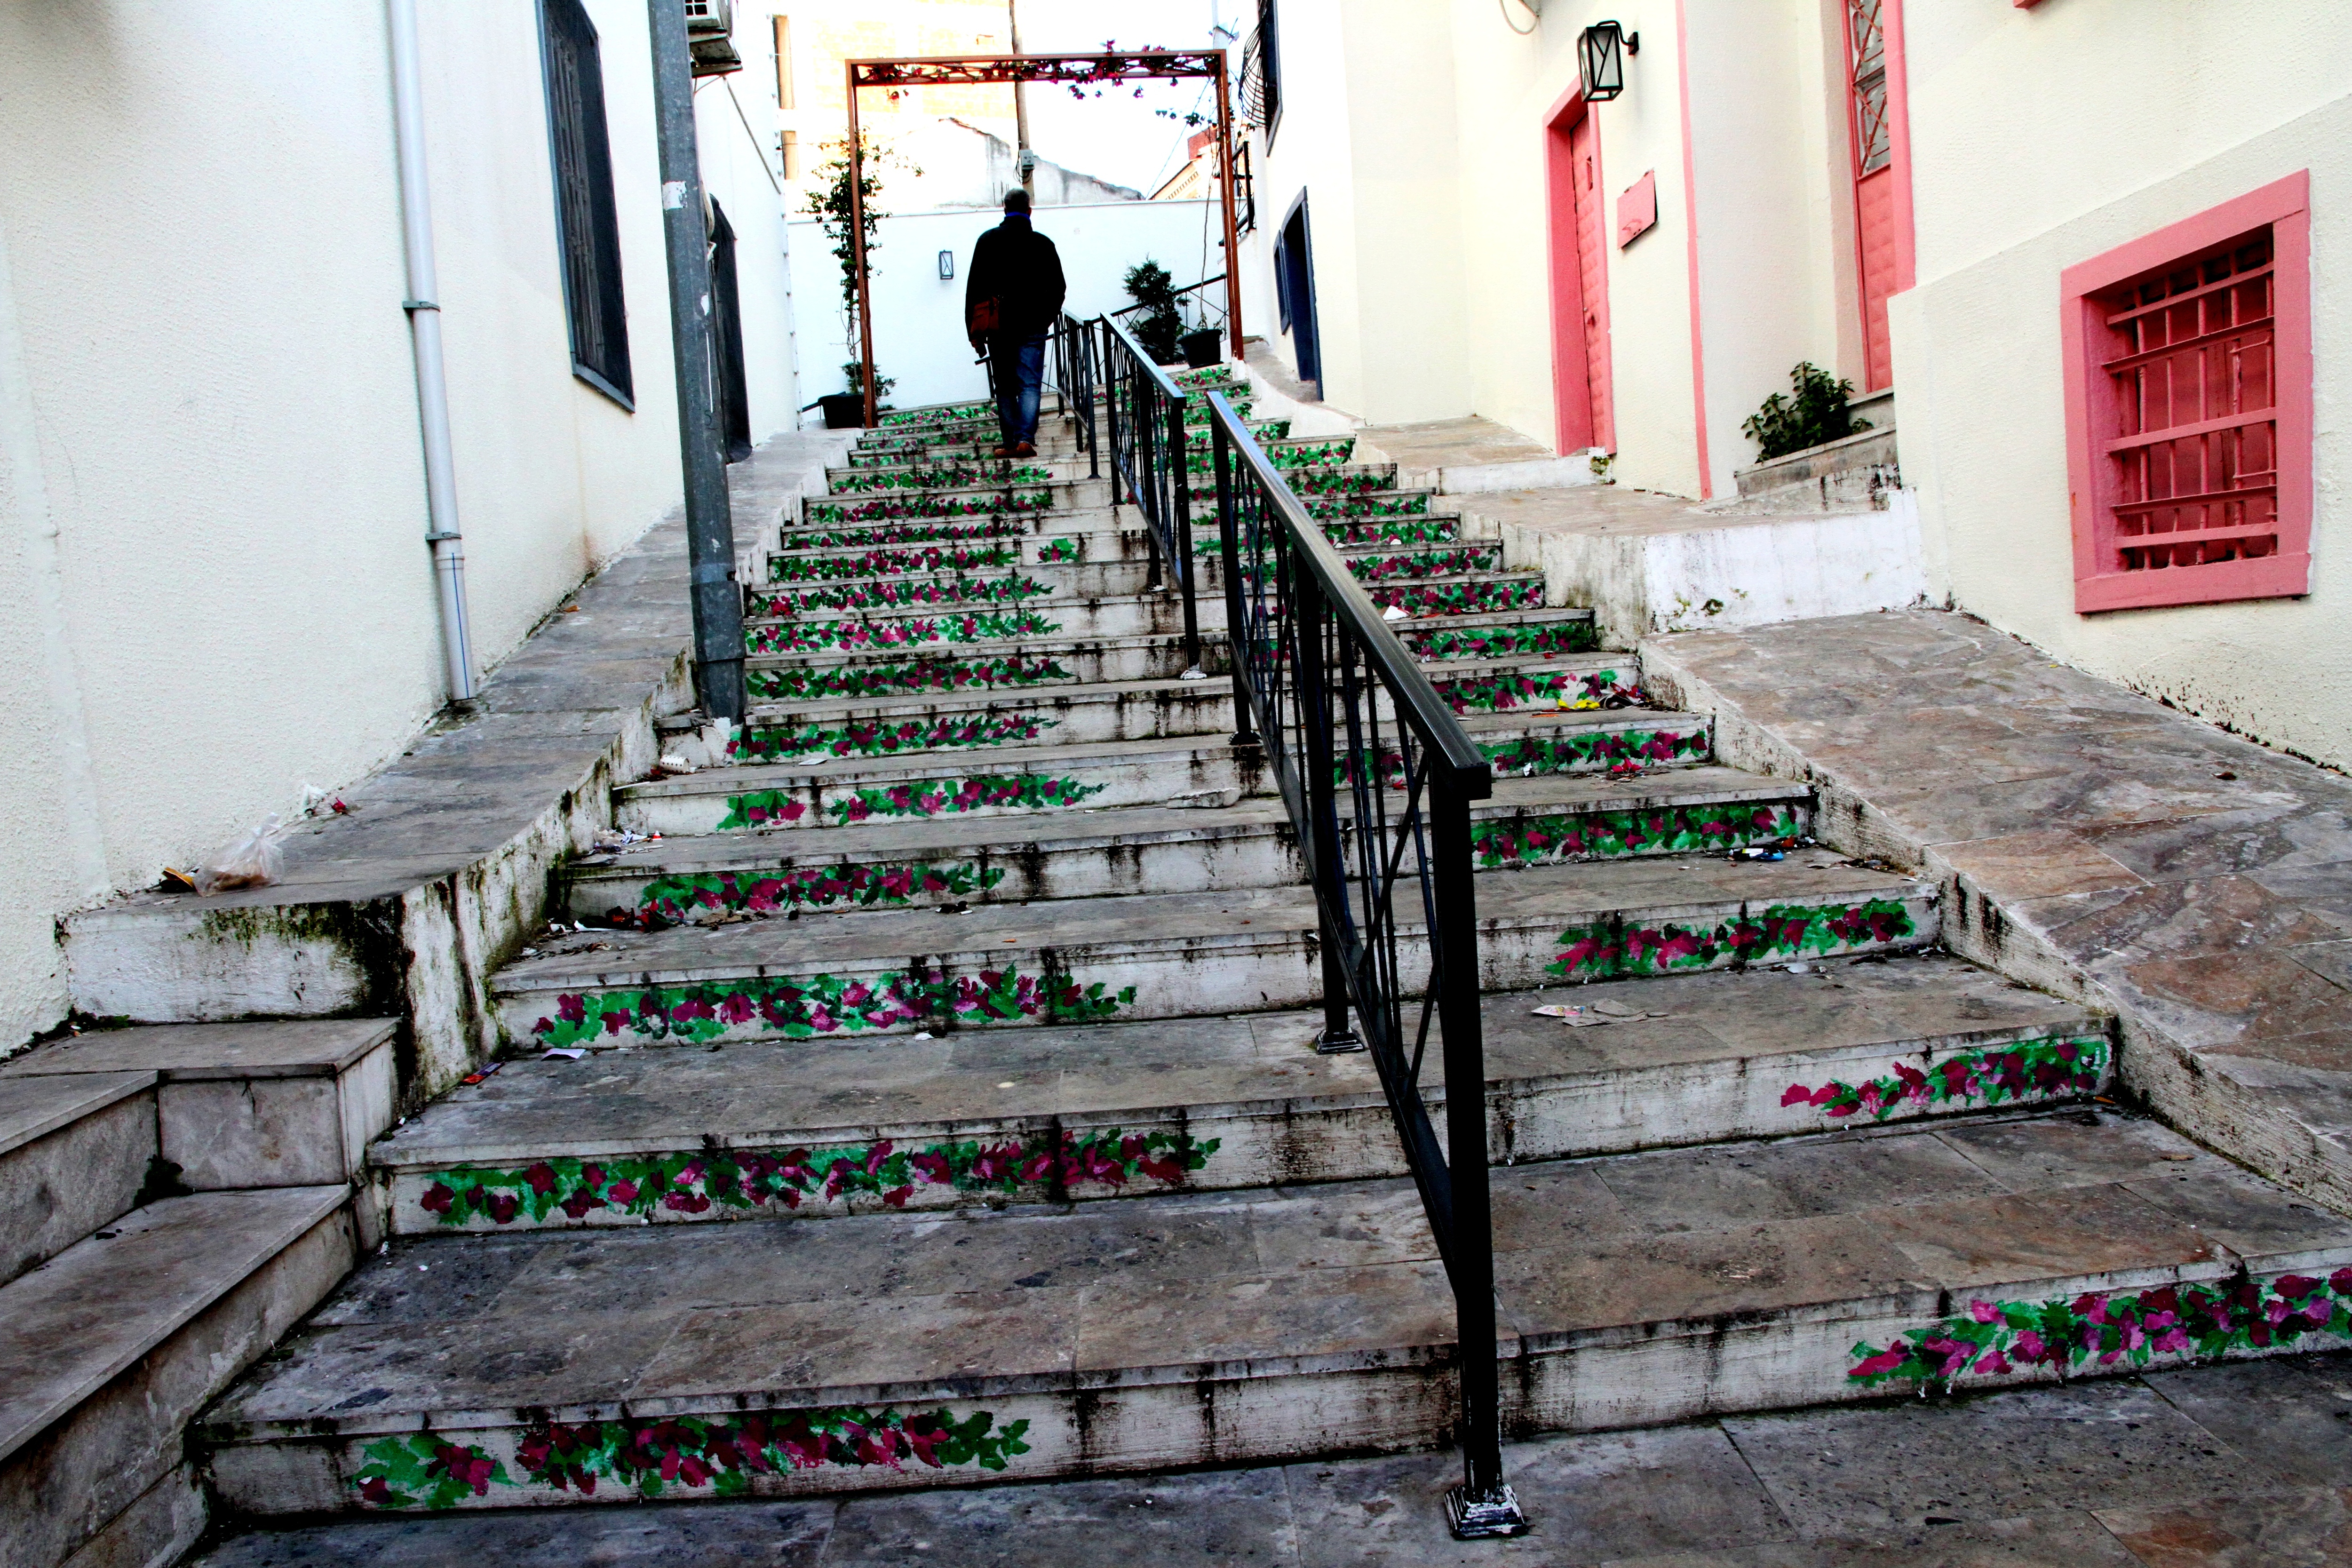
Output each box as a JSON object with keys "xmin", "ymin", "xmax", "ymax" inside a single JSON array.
[
  {"xmin": 1673, "ymin": 0, "xmax": 1712, "ymax": 499},
  {"xmin": 2059, "ymin": 171, "xmax": 2313, "ymax": 612},
  {"xmin": 1542, "ymin": 89, "xmax": 1613, "ymax": 455},
  {"xmin": 1883, "ymin": 0, "xmax": 1917, "ymax": 294}
]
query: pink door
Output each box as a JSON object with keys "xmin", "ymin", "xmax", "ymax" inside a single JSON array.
[
  {"xmin": 1848, "ymin": 0, "xmax": 1896, "ymax": 391},
  {"xmin": 1546, "ymin": 100, "xmax": 1614, "ymax": 452}
]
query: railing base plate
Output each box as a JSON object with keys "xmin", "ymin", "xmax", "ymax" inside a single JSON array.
[
  {"xmin": 1446, "ymin": 1484, "xmax": 1528, "ymax": 1540},
  {"xmin": 1313, "ymin": 1026, "xmax": 1367, "ymax": 1055}
]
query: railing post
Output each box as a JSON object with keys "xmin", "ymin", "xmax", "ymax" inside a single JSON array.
[
  {"xmin": 1294, "ymin": 571, "xmax": 1361, "ymax": 1056},
  {"xmin": 1169, "ymin": 391, "xmax": 1202, "ymax": 677},
  {"xmin": 1101, "ymin": 319, "xmax": 1121, "ymax": 501},
  {"xmin": 1431, "ymin": 782, "xmax": 1521, "ymax": 1537},
  {"xmin": 1210, "ymin": 413, "xmax": 1256, "ymax": 747}
]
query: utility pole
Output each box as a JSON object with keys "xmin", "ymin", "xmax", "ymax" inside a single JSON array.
[
  {"xmin": 647, "ymin": 0, "xmax": 744, "ymax": 720},
  {"xmin": 1007, "ymin": 0, "xmax": 1034, "ymax": 202}
]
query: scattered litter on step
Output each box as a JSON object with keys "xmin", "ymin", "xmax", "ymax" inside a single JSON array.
[
  {"xmin": 997, "ymin": 1081, "xmax": 1017, "ymax": 1089},
  {"xmin": 2159, "ymin": 1151, "xmax": 2197, "ymax": 1162},
  {"xmin": 937, "ymin": 902, "xmax": 969, "ymax": 915},
  {"xmin": 1731, "ymin": 847, "xmax": 1786, "ymax": 861},
  {"xmin": 910, "ymin": 1031, "xmax": 933, "ymax": 1040},
  {"xmin": 1179, "ymin": 666, "xmax": 1209, "ymax": 681},
  {"xmin": 520, "ymin": 947, "xmax": 539, "ymax": 958},
  {"xmin": 1785, "ymin": 962, "xmax": 1813, "ymax": 974},
  {"xmin": 658, "ymin": 753, "xmax": 699, "ymax": 773},
  {"xmin": 1591, "ymin": 999, "xmax": 1672, "ymax": 1020},
  {"xmin": 543, "ymin": 1047, "xmax": 586, "ymax": 1060},
  {"xmin": 159, "ymin": 867, "xmax": 200, "ymax": 893},
  {"xmin": 573, "ymin": 921, "xmax": 588, "ymax": 932},
  {"xmin": 592, "ymin": 828, "xmax": 658, "ymax": 852},
  {"xmin": 1381, "ymin": 605, "xmax": 1409, "ymax": 621},
  {"xmin": 192, "ymin": 814, "xmax": 286, "ymax": 894},
  {"xmin": 1530, "ymin": 1004, "xmax": 1609, "ymax": 1027},
  {"xmin": 2215, "ymin": 771, "xmax": 2237, "ymax": 780},
  {"xmin": 460, "ymin": 1062, "xmax": 504, "ymax": 1086}
]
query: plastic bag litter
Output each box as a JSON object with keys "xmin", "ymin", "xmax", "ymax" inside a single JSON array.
[{"xmin": 192, "ymin": 814, "xmax": 285, "ymax": 895}]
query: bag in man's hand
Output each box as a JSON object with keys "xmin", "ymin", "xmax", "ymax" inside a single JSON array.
[{"xmin": 970, "ymin": 294, "xmax": 1003, "ymax": 336}]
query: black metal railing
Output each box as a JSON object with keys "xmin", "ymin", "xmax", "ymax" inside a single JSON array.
[
  {"xmin": 1048, "ymin": 312, "xmax": 1100, "ymax": 478},
  {"xmin": 1101, "ymin": 315, "xmax": 1202, "ymax": 675},
  {"xmin": 1203, "ymin": 390, "xmax": 1526, "ymax": 1540}
]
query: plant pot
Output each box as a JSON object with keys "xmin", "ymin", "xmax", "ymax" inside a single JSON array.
[
  {"xmin": 819, "ymin": 393, "xmax": 866, "ymax": 429},
  {"xmin": 1180, "ymin": 329, "xmax": 1223, "ymax": 369}
]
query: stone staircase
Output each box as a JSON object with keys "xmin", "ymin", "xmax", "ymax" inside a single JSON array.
[{"xmin": 180, "ymin": 373, "xmax": 2352, "ymax": 1530}]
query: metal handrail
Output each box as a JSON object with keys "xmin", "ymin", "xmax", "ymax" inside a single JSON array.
[
  {"xmin": 1202, "ymin": 389, "xmax": 1524, "ymax": 1540},
  {"xmin": 1048, "ymin": 313, "xmax": 1100, "ymax": 478},
  {"xmin": 1100, "ymin": 315, "xmax": 1202, "ymax": 674}
]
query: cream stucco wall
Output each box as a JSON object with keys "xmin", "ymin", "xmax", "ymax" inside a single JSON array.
[
  {"xmin": 1895, "ymin": 0, "xmax": 2352, "ymax": 768},
  {"xmin": 0, "ymin": 1, "xmax": 798, "ymax": 1049}
]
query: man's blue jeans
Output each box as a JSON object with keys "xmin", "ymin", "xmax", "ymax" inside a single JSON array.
[{"xmin": 988, "ymin": 332, "xmax": 1047, "ymax": 448}]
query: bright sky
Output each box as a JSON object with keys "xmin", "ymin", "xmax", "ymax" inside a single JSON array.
[{"xmin": 1004, "ymin": 0, "xmax": 1232, "ymax": 194}]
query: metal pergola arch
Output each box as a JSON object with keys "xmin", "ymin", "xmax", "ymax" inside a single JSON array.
[{"xmin": 843, "ymin": 48, "xmax": 1246, "ymax": 425}]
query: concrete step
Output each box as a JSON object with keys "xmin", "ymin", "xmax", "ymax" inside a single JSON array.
[
  {"xmin": 748, "ymin": 560, "xmax": 1549, "ymax": 623},
  {"xmin": 617, "ymin": 734, "xmax": 1271, "ymax": 839},
  {"xmin": 710, "ymin": 695, "xmax": 1707, "ymax": 788},
  {"xmin": 741, "ymin": 595, "xmax": 1595, "ymax": 661},
  {"xmin": 0, "ymin": 1072, "xmax": 157, "ymax": 1286},
  {"xmin": 490, "ymin": 854, "xmax": 1937, "ymax": 1051},
  {"xmin": 2, "ymin": 1185, "xmax": 354, "ymax": 1568},
  {"xmin": 797, "ymin": 475, "xmax": 1112, "ymax": 522},
  {"xmin": 0, "ymin": 1020, "xmax": 398, "ymax": 1202},
  {"xmin": 565, "ymin": 767, "xmax": 1809, "ymax": 923},
  {"xmin": 824, "ymin": 457, "xmax": 1057, "ymax": 491},
  {"xmin": 203, "ymin": 1113, "xmax": 2352, "ymax": 1514},
  {"xmin": 620, "ymin": 708, "xmax": 1712, "ymax": 835},
  {"xmin": 744, "ymin": 630, "xmax": 1209, "ymax": 703},
  {"xmin": 378, "ymin": 954, "xmax": 2104, "ymax": 1235}
]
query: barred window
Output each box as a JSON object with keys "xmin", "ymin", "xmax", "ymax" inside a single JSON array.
[
  {"xmin": 2063, "ymin": 175, "xmax": 2311, "ymax": 612},
  {"xmin": 539, "ymin": 0, "xmax": 633, "ymax": 406}
]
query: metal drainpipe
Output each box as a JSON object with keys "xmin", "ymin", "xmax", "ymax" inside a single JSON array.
[{"xmin": 386, "ymin": 0, "xmax": 477, "ymax": 704}]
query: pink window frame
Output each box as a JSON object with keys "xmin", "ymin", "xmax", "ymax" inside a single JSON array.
[
  {"xmin": 2060, "ymin": 171, "xmax": 2313, "ymax": 613},
  {"xmin": 1543, "ymin": 84, "xmax": 1613, "ymax": 456}
]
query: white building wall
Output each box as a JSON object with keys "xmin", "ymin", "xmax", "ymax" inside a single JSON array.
[
  {"xmin": 791, "ymin": 200, "xmax": 1223, "ymax": 410},
  {"xmin": 0, "ymin": 1, "xmax": 797, "ymax": 1049},
  {"xmin": 1893, "ymin": 0, "xmax": 2352, "ymax": 769}
]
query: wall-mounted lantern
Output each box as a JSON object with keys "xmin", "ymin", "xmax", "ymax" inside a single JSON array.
[
  {"xmin": 938, "ymin": 249, "xmax": 954, "ymax": 280},
  {"xmin": 1578, "ymin": 21, "xmax": 1637, "ymax": 102}
]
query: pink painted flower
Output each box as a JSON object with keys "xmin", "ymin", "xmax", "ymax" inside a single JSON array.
[{"xmin": 1968, "ymin": 1300, "xmax": 2000, "ymax": 1324}]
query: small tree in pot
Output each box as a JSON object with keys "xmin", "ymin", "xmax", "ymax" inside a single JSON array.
[
  {"xmin": 1741, "ymin": 362, "xmax": 1871, "ymax": 462},
  {"xmin": 1122, "ymin": 259, "xmax": 1183, "ymax": 363}
]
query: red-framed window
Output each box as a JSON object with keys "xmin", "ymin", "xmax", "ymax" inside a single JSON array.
[{"xmin": 2061, "ymin": 173, "xmax": 2312, "ymax": 612}]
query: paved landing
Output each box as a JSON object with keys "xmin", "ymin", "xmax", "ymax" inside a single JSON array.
[
  {"xmin": 1641, "ymin": 609, "xmax": 2352, "ymax": 1216},
  {"xmin": 191, "ymin": 1350, "xmax": 2352, "ymax": 1566}
]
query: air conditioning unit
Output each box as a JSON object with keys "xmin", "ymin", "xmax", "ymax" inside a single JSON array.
[{"xmin": 684, "ymin": 0, "xmax": 742, "ymax": 77}]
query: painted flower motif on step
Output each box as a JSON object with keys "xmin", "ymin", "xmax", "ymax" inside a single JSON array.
[
  {"xmin": 734, "ymin": 709, "xmax": 1054, "ymax": 764},
  {"xmin": 1348, "ymin": 546, "xmax": 1500, "ymax": 583},
  {"xmin": 745, "ymin": 574, "xmax": 1054, "ymax": 619},
  {"xmin": 1848, "ymin": 1269, "xmax": 2352, "ymax": 1390},
  {"xmin": 1472, "ymin": 801, "xmax": 1802, "ymax": 867},
  {"xmin": 714, "ymin": 790, "xmax": 808, "ymax": 831},
  {"xmin": 744, "ymin": 608, "xmax": 1062, "ymax": 656},
  {"xmin": 1479, "ymin": 727, "xmax": 1710, "ymax": 780},
  {"xmin": 1545, "ymin": 898, "xmax": 1919, "ymax": 980},
  {"xmin": 805, "ymin": 488, "xmax": 1054, "ymax": 525},
  {"xmin": 352, "ymin": 1434, "xmax": 510, "ymax": 1510},
  {"xmin": 1402, "ymin": 619, "xmax": 1601, "ymax": 661},
  {"xmin": 1035, "ymin": 535, "xmax": 1082, "ymax": 563},
  {"xmin": 1437, "ymin": 667, "xmax": 1641, "ymax": 715},
  {"xmin": 627, "ymin": 860, "xmax": 1007, "ymax": 922},
  {"xmin": 745, "ymin": 652, "xmax": 1074, "ymax": 703},
  {"xmin": 882, "ymin": 399, "xmax": 994, "ymax": 427},
  {"xmin": 1307, "ymin": 492, "xmax": 1433, "ymax": 521},
  {"xmin": 1782, "ymin": 1035, "xmax": 2111, "ymax": 1121},
  {"xmin": 767, "ymin": 541, "xmax": 1029, "ymax": 583},
  {"xmin": 527, "ymin": 964, "xmax": 1138, "ymax": 1049},
  {"xmin": 1363, "ymin": 577, "xmax": 1545, "ymax": 617},
  {"xmin": 416, "ymin": 1127, "xmax": 1220, "ymax": 1228},
  {"xmin": 1288, "ymin": 466, "xmax": 1397, "ymax": 496},
  {"xmin": 784, "ymin": 517, "xmax": 1032, "ymax": 550},
  {"xmin": 826, "ymin": 772, "xmax": 1106, "ymax": 825}
]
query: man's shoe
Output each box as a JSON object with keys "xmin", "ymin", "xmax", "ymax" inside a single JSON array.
[
  {"xmin": 1012, "ymin": 442, "xmax": 1036, "ymax": 457},
  {"xmin": 990, "ymin": 445, "xmax": 1014, "ymax": 457}
]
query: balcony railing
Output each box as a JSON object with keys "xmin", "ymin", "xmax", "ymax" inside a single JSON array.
[{"xmin": 1201, "ymin": 389, "xmax": 1526, "ymax": 1541}]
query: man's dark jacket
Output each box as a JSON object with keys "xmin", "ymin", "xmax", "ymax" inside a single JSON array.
[{"xmin": 966, "ymin": 213, "xmax": 1066, "ymax": 341}]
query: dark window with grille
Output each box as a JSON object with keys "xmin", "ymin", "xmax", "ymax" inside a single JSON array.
[
  {"xmin": 539, "ymin": 0, "xmax": 633, "ymax": 406},
  {"xmin": 1255, "ymin": 0, "xmax": 1282, "ymax": 139}
]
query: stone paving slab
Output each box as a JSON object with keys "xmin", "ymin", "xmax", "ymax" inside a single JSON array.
[
  {"xmin": 190, "ymin": 1350, "xmax": 2352, "ymax": 1564},
  {"xmin": 0, "ymin": 1019, "xmax": 393, "ymax": 1081},
  {"xmin": 1637, "ymin": 610, "xmax": 2352, "ymax": 1217}
]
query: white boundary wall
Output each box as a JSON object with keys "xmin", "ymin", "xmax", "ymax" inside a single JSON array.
[{"xmin": 0, "ymin": 2, "xmax": 800, "ymax": 1048}]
